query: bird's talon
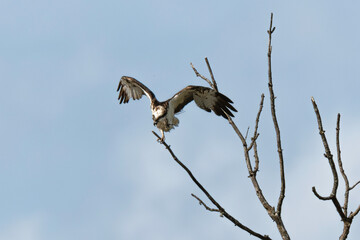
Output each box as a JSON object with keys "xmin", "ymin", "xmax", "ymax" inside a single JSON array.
[{"xmin": 156, "ymin": 138, "xmax": 164, "ymax": 143}]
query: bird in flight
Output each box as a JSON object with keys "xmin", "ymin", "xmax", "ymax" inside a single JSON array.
[{"xmin": 117, "ymin": 76, "xmax": 237, "ymax": 142}]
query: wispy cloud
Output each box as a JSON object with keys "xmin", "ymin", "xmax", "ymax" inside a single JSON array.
[{"xmin": 0, "ymin": 214, "xmax": 44, "ymax": 240}]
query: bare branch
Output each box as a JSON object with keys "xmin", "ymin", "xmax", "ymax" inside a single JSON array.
[
  {"xmin": 247, "ymin": 134, "xmax": 259, "ymax": 153},
  {"xmin": 205, "ymin": 57, "xmax": 218, "ymax": 91},
  {"xmin": 152, "ymin": 131, "xmax": 272, "ymax": 240},
  {"xmin": 245, "ymin": 126, "xmax": 250, "ymax": 141},
  {"xmin": 267, "ymin": 12, "xmax": 286, "ymax": 217},
  {"xmin": 311, "ymin": 97, "xmax": 339, "ymax": 196},
  {"xmin": 312, "ymin": 186, "xmax": 333, "ymax": 200},
  {"xmin": 332, "ymin": 198, "xmax": 348, "ymax": 221},
  {"xmin": 310, "ymin": 98, "xmax": 360, "ymax": 239},
  {"xmin": 349, "ymin": 181, "xmax": 360, "ymax": 191},
  {"xmin": 191, "ymin": 194, "xmax": 221, "ymax": 214},
  {"xmin": 311, "ymin": 98, "xmax": 348, "ymax": 222},
  {"xmin": 350, "ymin": 204, "xmax": 360, "ymax": 218},
  {"xmin": 336, "ymin": 114, "xmax": 351, "ymax": 216},
  {"xmin": 312, "ymin": 187, "xmax": 347, "ymax": 221},
  {"xmin": 190, "ymin": 59, "xmax": 218, "ymax": 91},
  {"xmin": 253, "ymin": 141, "xmax": 260, "ymax": 174},
  {"xmin": 340, "ymin": 221, "xmax": 353, "ymax": 240},
  {"xmin": 225, "ymin": 112, "xmax": 290, "ymax": 239},
  {"xmin": 312, "ymin": 189, "xmax": 346, "ymax": 222},
  {"xmin": 247, "ymin": 94, "xmax": 265, "ymax": 152},
  {"xmin": 223, "ymin": 14, "xmax": 290, "ymax": 240}
]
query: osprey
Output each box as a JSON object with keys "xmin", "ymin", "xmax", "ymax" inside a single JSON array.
[{"xmin": 117, "ymin": 76, "xmax": 237, "ymax": 141}]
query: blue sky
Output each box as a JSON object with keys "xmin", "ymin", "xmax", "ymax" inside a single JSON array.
[{"xmin": 1, "ymin": 1, "xmax": 360, "ymax": 239}]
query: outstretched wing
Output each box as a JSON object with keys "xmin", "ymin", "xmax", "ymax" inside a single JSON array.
[
  {"xmin": 169, "ymin": 86, "xmax": 237, "ymax": 119},
  {"xmin": 117, "ymin": 76, "xmax": 156, "ymax": 104}
]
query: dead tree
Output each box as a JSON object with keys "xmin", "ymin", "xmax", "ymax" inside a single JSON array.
[
  {"xmin": 153, "ymin": 13, "xmax": 289, "ymax": 240},
  {"xmin": 311, "ymin": 98, "xmax": 360, "ymax": 239},
  {"xmin": 151, "ymin": 13, "xmax": 359, "ymax": 240}
]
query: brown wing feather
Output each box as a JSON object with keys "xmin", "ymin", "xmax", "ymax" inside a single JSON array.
[
  {"xmin": 169, "ymin": 86, "xmax": 196, "ymax": 113},
  {"xmin": 169, "ymin": 85, "xmax": 237, "ymax": 118},
  {"xmin": 117, "ymin": 76, "xmax": 156, "ymax": 104}
]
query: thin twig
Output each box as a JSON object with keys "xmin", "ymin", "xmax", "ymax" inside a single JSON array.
[
  {"xmin": 249, "ymin": 95, "xmax": 265, "ymax": 174},
  {"xmin": 312, "ymin": 187, "xmax": 332, "ymax": 200},
  {"xmin": 245, "ymin": 127, "xmax": 250, "ymax": 141},
  {"xmin": 205, "ymin": 57, "xmax": 218, "ymax": 91},
  {"xmin": 253, "ymin": 141, "xmax": 260, "ymax": 174},
  {"xmin": 191, "ymin": 193, "xmax": 221, "ymax": 214},
  {"xmin": 350, "ymin": 205, "xmax": 360, "ymax": 218},
  {"xmin": 247, "ymin": 94, "xmax": 265, "ymax": 152},
  {"xmin": 247, "ymin": 94, "xmax": 265, "ymax": 174},
  {"xmin": 349, "ymin": 181, "xmax": 360, "ymax": 191},
  {"xmin": 248, "ymin": 134, "xmax": 260, "ymax": 153},
  {"xmin": 267, "ymin": 13, "xmax": 286, "ymax": 218},
  {"xmin": 311, "ymin": 97, "xmax": 339, "ymax": 198},
  {"xmin": 312, "ymin": 186, "xmax": 332, "ymax": 201},
  {"xmin": 152, "ymin": 131, "xmax": 271, "ymax": 240},
  {"xmin": 336, "ymin": 114, "xmax": 351, "ymax": 216},
  {"xmin": 190, "ymin": 61, "xmax": 217, "ymax": 90}
]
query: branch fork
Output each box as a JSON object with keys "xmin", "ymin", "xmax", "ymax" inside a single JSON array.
[{"xmin": 311, "ymin": 97, "xmax": 360, "ymax": 239}]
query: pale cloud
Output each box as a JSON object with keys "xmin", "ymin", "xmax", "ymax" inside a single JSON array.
[{"xmin": 0, "ymin": 215, "xmax": 44, "ymax": 240}]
